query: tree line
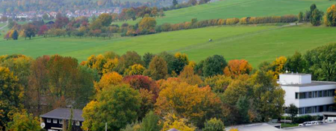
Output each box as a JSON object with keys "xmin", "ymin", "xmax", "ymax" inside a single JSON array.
[
  {"xmin": 3, "ymin": 14, "xmax": 299, "ymax": 40},
  {"xmin": 298, "ymin": 4, "xmax": 336, "ymax": 27},
  {"xmin": 2, "ymin": 43, "xmax": 336, "ymax": 130},
  {"xmin": 0, "ymin": 0, "xmax": 165, "ymax": 14}
]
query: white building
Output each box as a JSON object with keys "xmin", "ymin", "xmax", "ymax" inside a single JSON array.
[{"xmin": 279, "ymin": 73, "xmax": 336, "ymax": 116}]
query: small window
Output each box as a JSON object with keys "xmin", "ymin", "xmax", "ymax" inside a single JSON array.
[
  {"xmin": 59, "ymin": 120, "xmax": 63, "ymax": 125},
  {"xmin": 76, "ymin": 121, "xmax": 80, "ymax": 126},
  {"xmin": 53, "ymin": 119, "xmax": 58, "ymax": 124},
  {"xmin": 47, "ymin": 119, "xmax": 51, "ymax": 123},
  {"xmin": 295, "ymin": 93, "xmax": 299, "ymax": 99}
]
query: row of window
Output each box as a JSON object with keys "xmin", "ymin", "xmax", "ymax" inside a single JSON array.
[
  {"xmin": 298, "ymin": 104, "xmax": 335, "ymax": 114},
  {"xmin": 295, "ymin": 89, "xmax": 335, "ymax": 99},
  {"xmin": 46, "ymin": 119, "xmax": 81, "ymax": 126}
]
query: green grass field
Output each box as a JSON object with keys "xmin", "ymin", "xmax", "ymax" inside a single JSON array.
[
  {"xmin": 2, "ymin": 24, "xmax": 336, "ymax": 67},
  {"xmin": 114, "ymin": 0, "xmax": 335, "ymax": 25}
]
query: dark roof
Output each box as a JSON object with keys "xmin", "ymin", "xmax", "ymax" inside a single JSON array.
[
  {"xmin": 280, "ymin": 81, "xmax": 336, "ymax": 87},
  {"xmin": 40, "ymin": 108, "xmax": 84, "ymax": 121}
]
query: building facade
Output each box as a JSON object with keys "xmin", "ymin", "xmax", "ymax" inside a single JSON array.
[
  {"xmin": 40, "ymin": 108, "xmax": 84, "ymax": 131},
  {"xmin": 279, "ymin": 73, "xmax": 336, "ymax": 116}
]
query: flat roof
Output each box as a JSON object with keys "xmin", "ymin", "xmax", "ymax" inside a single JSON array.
[
  {"xmin": 280, "ymin": 73, "xmax": 311, "ymax": 75},
  {"xmin": 40, "ymin": 108, "xmax": 84, "ymax": 121},
  {"xmin": 280, "ymin": 81, "xmax": 336, "ymax": 87}
]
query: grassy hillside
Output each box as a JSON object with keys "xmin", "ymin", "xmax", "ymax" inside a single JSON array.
[
  {"xmin": 2, "ymin": 24, "xmax": 336, "ymax": 67},
  {"xmin": 114, "ymin": 0, "xmax": 335, "ymax": 25}
]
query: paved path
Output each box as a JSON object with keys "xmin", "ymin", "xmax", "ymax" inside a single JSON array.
[{"xmin": 0, "ymin": 22, "xmax": 8, "ymax": 30}]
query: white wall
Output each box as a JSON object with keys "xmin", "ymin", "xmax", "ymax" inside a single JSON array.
[
  {"xmin": 282, "ymin": 84, "xmax": 336, "ymax": 107},
  {"xmin": 279, "ymin": 74, "xmax": 311, "ymax": 85}
]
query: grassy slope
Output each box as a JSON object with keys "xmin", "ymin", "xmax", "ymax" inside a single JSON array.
[
  {"xmin": 2, "ymin": 25, "xmax": 336, "ymax": 67},
  {"xmin": 114, "ymin": 0, "xmax": 335, "ymax": 25}
]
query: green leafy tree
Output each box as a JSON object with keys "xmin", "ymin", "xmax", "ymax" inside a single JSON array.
[
  {"xmin": 251, "ymin": 71, "xmax": 285, "ymax": 121},
  {"xmin": 298, "ymin": 12, "xmax": 303, "ymax": 22},
  {"xmin": 145, "ymin": 56, "xmax": 168, "ymax": 80},
  {"xmin": 287, "ymin": 104, "xmax": 298, "ymax": 121},
  {"xmin": 311, "ymin": 9, "xmax": 323, "ymax": 26},
  {"xmin": 12, "ymin": 30, "xmax": 18, "ymax": 40},
  {"xmin": 173, "ymin": 0, "xmax": 178, "ymax": 7},
  {"xmin": 82, "ymin": 84, "xmax": 141, "ymax": 131},
  {"xmin": 305, "ymin": 43, "xmax": 336, "ymax": 81},
  {"xmin": 158, "ymin": 52, "xmax": 176, "ymax": 75},
  {"xmin": 6, "ymin": 111, "xmax": 41, "ymax": 131},
  {"xmin": 203, "ymin": 118, "xmax": 225, "ymax": 131},
  {"xmin": 236, "ymin": 96, "xmax": 250, "ymax": 124},
  {"xmin": 0, "ymin": 67, "xmax": 24, "ymax": 130},
  {"xmin": 285, "ymin": 52, "xmax": 307, "ymax": 73},
  {"xmin": 172, "ymin": 53, "xmax": 189, "ymax": 75},
  {"xmin": 116, "ymin": 51, "xmax": 144, "ymax": 74},
  {"xmin": 97, "ymin": 13, "xmax": 112, "ymax": 26},
  {"xmin": 202, "ymin": 55, "xmax": 227, "ymax": 77},
  {"xmin": 143, "ymin": 52, "xmax": 155, "ymax": 68},
  {"xmin": 140, "ymin": 111, "xmax": 162, "ymax": 131}
]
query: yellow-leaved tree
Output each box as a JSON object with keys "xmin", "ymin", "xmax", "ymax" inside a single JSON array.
[
  {"xmin": 94, "ymin": 72, "xmax": 122, "ymax": 92},
  {"xmin": 161, "ymin": 113, "xmax": 196, "ymax": 131}
]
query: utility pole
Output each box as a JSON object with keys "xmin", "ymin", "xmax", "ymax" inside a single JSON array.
[{"xmin": 105, "ymin": 122, "xmax": 107, "ymax": 131}]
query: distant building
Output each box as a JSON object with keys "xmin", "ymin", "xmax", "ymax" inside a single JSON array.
[
  {"xmin": 279, "ymin": 73, "xmax": 336, "ymax": 116},
  {"xmin": 40, "ymin": 108, "xmax": 84, "ymax": 131}
]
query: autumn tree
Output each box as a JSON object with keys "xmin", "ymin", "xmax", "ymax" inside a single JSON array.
[
  {"xmin": 94, "ymin": 72, "xmax": 122, "ymax": 92},
  {"xmin": 6, "ymin": 111, "xmax": 41, "ymax": 131},
  {"xmin": 97, "ymin": 13, "xmax": 113, "ymax": 26},
  {"xmin": 155, "ymin": 79, "xmax": 223, "ymax": 127},
  {"xmin": 324, "ymin": 4, "xmax": 336, "ymax": 26},
  {"xmin": 0, "ymin": 55, "xmax": 33, "ymax": 110},
  {"xmin": 125, "ymin": 64, "xmax": 145, "ymax": 76},
  {"xmin": 145, "ymin": 56, "xmax": 168, "ymax": 80},
  {"xmin": 0, "ymin": 67, "xmax": 24, "ymax": 130},
  {"xmin": 203, "ymin": 75, "xmax": 232, "ymax": 93},
  {"xmin": 23, "ymin": 24, "xmax": 36, "ymax": 39},
  {"xmin": 115, "ymin": 51, "xmax": 144, "ymax": 74},
  {"xmin": 161, "ymin": 113, "xmax": 196, "ymax": 131},
  {"xmin": 158, "ymin": 52, "xmax": 176, "ymax": 75},
  {"xmin": 224, "ymin": 59, "xmax": 252, "ymax": 78},
  {"xmin": 272, "ymin": 56, "xmax": 287, "ymax": 77},
  {"xmin": 223, "ymin": 75, "xmax": 251, "ymax": 106},
  {"xmin": 178, "ymin": 65, "xmax": 203, "ymax": 86},
  {"xmin": 139, "ymin": 16, "xmax": 157, "ymax": 34},
  {"xmin": 82, "ymin": 84, "xmax": 141, "ymax": 131}
]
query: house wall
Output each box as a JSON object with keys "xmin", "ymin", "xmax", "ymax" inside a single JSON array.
[{"xmin": 42, "ymin": 118, "xmax": 83, "ymax": 131}]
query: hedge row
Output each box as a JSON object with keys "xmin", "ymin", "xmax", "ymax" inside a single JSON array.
[{"xmin": 155, "ymin": 15, "xmax": 298, "ymax": 33}]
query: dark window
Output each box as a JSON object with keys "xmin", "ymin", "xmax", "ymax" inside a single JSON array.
[
  {"xmin": 295, "ymin": 93, "xmax": 299, "ymax": 99},
  {"xmin": 319, "ymin": 91, "xmax": 322, "ymax": 97}
]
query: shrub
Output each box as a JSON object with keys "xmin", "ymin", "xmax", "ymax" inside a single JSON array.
[{"xmin": 203, "ymin": 118, "xmax": 225, "ymax": 131}]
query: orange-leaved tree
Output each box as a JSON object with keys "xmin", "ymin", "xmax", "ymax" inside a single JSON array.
[{"xmin": 224, "ymin": 59, "xmax": 252, "ymax": 78}]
